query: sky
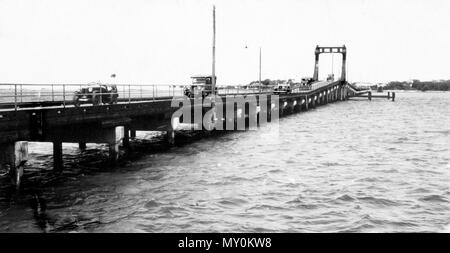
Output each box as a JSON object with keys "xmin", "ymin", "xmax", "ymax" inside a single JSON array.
[{"xmin": 0, "ymin": 0, "xmax": 449, "ymax": 85}]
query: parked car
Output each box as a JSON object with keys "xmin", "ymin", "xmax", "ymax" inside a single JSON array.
[
  {"xmin": 327, "ymin": 74, "xmax": 335, "ymax": 82},
  {"xmin": 274, "ymin": 83, "xmax": 292, "ymax": 94},
  {"xmin": 301, "ymin": 77, "xmax": 315, "ymax": 87},
  {"xmin": 73, "ymin": 83, "xmax": 118, "ymax": 107}
]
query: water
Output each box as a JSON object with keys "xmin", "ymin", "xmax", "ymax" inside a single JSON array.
[{"xmin": 1, "ymin": 91, "xmax": 450, "ymax": 232}]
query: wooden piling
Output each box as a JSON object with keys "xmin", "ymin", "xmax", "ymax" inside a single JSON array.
[
  {"xmin": 368, "ymin": 91, "xmax": 372, "ymax": 101},
  {"xmin": 108, "ymin": 127, "xmax": 124, "ymax": 166},
  {"xmin": 79, "ymin": 142, "xmax": 86, "ymax": 150},
  {"xmin": 53, "ymin": 141, "xmax": 63, "ymax": 171},
  {"xmin": 0, "ymin": 141, "xmax": 28, "ymax": 187},
  {"xmin": 130, "ymin": 129, "xmax": 136, "ymax": 139},
  {"xmin": 122, "ymin": 127, "xmax": 130, "ymax": 150},
  {"xmin": 167, "ymin": 130, "xmax": 175, "ymax": 145},
  {"xmin": 109, "ymin": 142, "xmax": 119, "ymax": 165},
  {"xmin": 392, "ymin": 92, "xmax": 395, "ymax": 101}
]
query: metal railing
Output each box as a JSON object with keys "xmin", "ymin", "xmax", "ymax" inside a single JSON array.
[
  {"xmin": 0, "ymin": 84, "xmax": 187, "ymax": 110},
  {"xmin": 0, "ymin": 82, "xmax": 330, "ymax": 111}
]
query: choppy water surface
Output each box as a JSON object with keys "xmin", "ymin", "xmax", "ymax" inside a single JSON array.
[{"xmin": 1, "ymin": 91, "xmax": 449, "ymax": 232}]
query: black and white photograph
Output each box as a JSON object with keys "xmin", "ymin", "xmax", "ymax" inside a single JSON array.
[{"xmin": 0, "ymin": 0, "xmax": 449, "ymax": 240}]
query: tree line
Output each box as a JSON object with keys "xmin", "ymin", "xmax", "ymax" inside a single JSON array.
[{"xmin": 384, "ymin": 79, "xmax": 450, "ymax": 91}]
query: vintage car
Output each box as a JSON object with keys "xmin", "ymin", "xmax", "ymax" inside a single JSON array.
[
  {"xmin": 274, "ymin": 82, "xmax": 292, "ymax": 94},
  {"xmin": 184, "ymin": 75, "xmax": 218, "ymax": 98},
  {"xmin": 73, "ymin": 82, "xmax": 118, "ymax": 107},
  {"xmin": 327, "ymin": 74, "xmax": 335, "ymax": 82},
  {"xmin": 301, "ymin": 77, "xmax": 315, "ymax": 86}
]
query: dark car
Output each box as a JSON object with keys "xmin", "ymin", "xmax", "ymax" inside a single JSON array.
[{"xmin": 73, "ymin": 83, "xmax": 118, "ymax": 107}]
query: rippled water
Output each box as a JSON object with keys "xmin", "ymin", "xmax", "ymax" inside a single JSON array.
[{"xmin": 1, "ymin": 91, "xmax": 450, "ymax": 232}]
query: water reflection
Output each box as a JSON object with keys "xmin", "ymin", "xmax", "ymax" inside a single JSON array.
[{"xmin": 29, "ymin": 190, "xmax": 50, "ymax": 232}]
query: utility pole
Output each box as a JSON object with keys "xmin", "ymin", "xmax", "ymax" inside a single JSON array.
[
  {"xmin": 331, "ymin": 54, "xmax": 334, "ymax": 76},
  {"xmin": 259, "ymin": 47, "xmax": 262, "ymax": 93},
  {"xmin": 211, "ymin": 5, "xmax": 217, "ymax": 125},
  {"xmin": 212, "ymin": 5, "xmax": 216, "ymax": 99}
]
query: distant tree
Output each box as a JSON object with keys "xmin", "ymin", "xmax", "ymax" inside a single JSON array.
[
  {"xmin": 391, "ymin": 79, "xmax": 450, "ymax": 91},
  {"xmin": 261, "ymin": 79, "xmax": 271, "ymax": 86},
  {"xmin": 385, "ymin": 81, "xmax": 409, "ymax": 90}
]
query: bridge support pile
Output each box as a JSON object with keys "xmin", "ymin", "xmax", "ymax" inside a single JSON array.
[
  {"xmin": 79, "ymin": 142, "xmax": 87, "ymax": 150},
  {"xmin": 44, "ymin": 126, "xmax": 126, "ymax": 170},
  {"xmin": 353, "ymin": 91, "xmax": 396, "ymax": 101},
  {"xmin": 167, "ymin": 129, "xmax": 175, "ymax": 145},
  {"xmin": 0, "ymin": 141, "xmax": 28, "ymax": 187}
]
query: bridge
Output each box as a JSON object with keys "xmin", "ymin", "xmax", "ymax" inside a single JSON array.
[{"xmin": 0, "ymin": 46, "xmax": 392, "ymax": 187}]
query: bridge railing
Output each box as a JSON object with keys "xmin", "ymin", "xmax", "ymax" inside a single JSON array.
[
  {"xmin": 0, "ymin": 83, "xmax": 273, "ymax": 110},
  {"xmin": 0, "ymin": 82, "xmax": 330, "ymax": 110},
  {"xmin": 0, "ymin": 84, "xmax": 187, "ymax": 109}
]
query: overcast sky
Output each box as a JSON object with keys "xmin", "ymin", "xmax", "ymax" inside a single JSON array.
[{"xmin": 0, "ymin": 0, "xmax": 449, "ymax": 85}]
